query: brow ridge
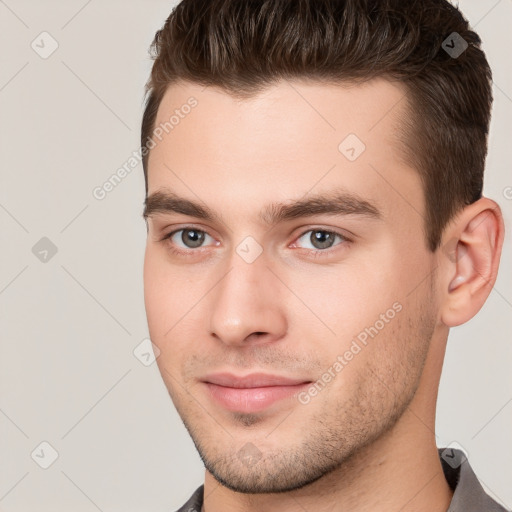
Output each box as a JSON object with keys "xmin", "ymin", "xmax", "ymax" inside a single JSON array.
[{"xmin": 143, "ymin": 188, "xmax": 381, "ymax": 226}]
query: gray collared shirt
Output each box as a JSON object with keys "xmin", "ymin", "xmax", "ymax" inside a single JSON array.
[
  {"xmin": 439, "ymin": 448, "xmax": 509, "ymax": 511},
  {"xmin": 175, "ymin": 448, "xmax": 510, "ymax": 511}
]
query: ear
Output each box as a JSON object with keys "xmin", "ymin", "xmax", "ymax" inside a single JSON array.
[{"xmin": 439, "ymin": 197, "xmax": 505, "ymax": 327}]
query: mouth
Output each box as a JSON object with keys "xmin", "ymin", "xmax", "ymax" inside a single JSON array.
[{"xmin": 201, "ymin": 372, "xmax": 312, "ymax": 413}]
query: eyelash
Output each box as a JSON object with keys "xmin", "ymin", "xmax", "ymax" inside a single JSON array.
[{"xmin": 159, "ymin": 226, "xmax": 351, "ymax": 259}]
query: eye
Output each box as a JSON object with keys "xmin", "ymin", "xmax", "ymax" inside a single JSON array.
[
  {"xmin": 159, "ymin": 226, "xmax": 350, "ymax": 258},
  {"xmin": 293, "ymin": 229, "xmax": 349, "ymax": 252},
  {"xmin": 161, "ymin": 227, "xmax": 216, "ymax": 252}
]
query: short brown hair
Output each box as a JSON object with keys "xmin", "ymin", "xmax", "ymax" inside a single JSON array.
[{"xmin": 141, "ymin": 0, "xmax": 493, "ymax": 251}]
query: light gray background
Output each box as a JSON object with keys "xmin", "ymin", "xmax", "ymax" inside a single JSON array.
[{"xmin": 0, "ymin": 0, "xmax": 510, "ymax": 510}]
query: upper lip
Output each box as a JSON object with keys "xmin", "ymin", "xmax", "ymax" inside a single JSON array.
[{"xmin": 202, "ymin": 372, "xmax": 311, "ymax": 388}]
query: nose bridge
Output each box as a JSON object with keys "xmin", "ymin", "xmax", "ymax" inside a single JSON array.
[{"xmin": 208, "ymin": 247, "xmax": 286, "ymax": 346}]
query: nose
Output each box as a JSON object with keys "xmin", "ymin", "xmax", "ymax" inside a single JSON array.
[{"xmin": 208, "ymin": 254, "xmax": 287, "ymax": 348}]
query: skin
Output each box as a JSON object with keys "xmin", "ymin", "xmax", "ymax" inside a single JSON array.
[{"xmin": 143, "ymin": 78, "xmax": 504, "ymax": 512}]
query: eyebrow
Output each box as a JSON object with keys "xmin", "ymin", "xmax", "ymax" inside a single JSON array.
[{"xmin": 142, "ymin": 188, "xmax": 382, "ymax": 226}]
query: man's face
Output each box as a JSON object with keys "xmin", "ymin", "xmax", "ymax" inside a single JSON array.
[{"xmin": 143, "ymin": 78, "xmax": 440, "ymax": 493}]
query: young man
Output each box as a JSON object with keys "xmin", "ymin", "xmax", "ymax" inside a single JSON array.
[{"xmin": 141, "ymin": 1, "xmax": 508, "ymax": 510}]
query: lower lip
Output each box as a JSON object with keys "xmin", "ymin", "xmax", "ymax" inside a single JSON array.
[{"xmin": 203, "ymin": 382, "xmax": 311, "ymax": 413}]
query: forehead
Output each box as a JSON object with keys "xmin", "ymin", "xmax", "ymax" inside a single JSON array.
[
  {"xmin": 152, "ymin": 77, "xmax": 409, "ymax": 158},
  {"xmin": 146, "ymin": 78, "xmax": 421, "ymax": 226}
]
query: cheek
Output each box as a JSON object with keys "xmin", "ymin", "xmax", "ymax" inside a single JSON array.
[
  {"xmin": 310, "ymin": 298, "xmax": 429, "ymax": 417},
  {"xmin": 286, "ymin": 258, "xmax": 402, "ymax": 338},
  {"xmin": 143, "ymin": 248, "xmax": 208, "ymax": 365},
  {"xmin": 143, "ymin": 250, "xmax": 166, "ymax": 330},
  {"xmin": 143, "ymin": 248, "xmax": 184, "ymax": 341}
]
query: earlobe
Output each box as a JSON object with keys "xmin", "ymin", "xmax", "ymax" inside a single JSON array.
[{"xmin": 440, "ymin": 198, "xmax": 504, "ymax": 327}]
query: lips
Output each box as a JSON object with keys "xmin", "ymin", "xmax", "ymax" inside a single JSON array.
[
  {"xmin": 202, "ymin": 372, "xmax": 310, "ymax": 388},
  {"xmin": 201, "ymin": 372, "xmax": 312, "ymax": 413}
]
